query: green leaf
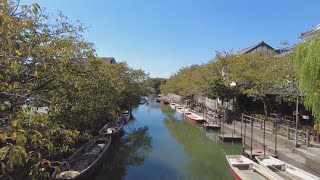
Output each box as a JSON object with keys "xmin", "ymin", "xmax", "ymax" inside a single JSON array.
[
  {"xmin": 0, "ymin": 133, "xmax": 6, "ymax": 143},
  {"xmin": 0, "ymin": 146, "xmax": 10, "ymax": 160},
  {"xmin": 32, "ymin": 130, "xmax": 42, "ymax": 137},
  {"xmin": 1, "ymin": 162, "xmax": 5, "ymax": 175}
]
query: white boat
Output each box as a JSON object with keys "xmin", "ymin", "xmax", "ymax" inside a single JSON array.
[
  {"xmin": 256, "ymin": 156, "xmax": 320, "ymax": 180},
  {"xmin": 176, "ymin": 107, "xmax": 190, "ymax": 115},
  {"xmin": 176, "ymin": 107, "xmax": 189, "ymax": 115},
  {"xmin": 226, "ymin": 155, "xmax": 278, "ymax": 180},
  {"xmin": 184, "ymin": 112, "xmax": 206, "ymax": 124},
  {"xmin": 169, "ymin": 103, "xmax": 177, "ymax": 109}
]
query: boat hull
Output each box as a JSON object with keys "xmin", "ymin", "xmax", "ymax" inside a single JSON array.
[
  {"xmin": 184, "ymin": 114, "xmax": 205, "ymax": 125},
  {"xmin": 256, "ymin": 156, "xmax": 320, "ymax": 180},
  {"xmin": 54, "ymin": 136, "xmax": 112, "ymax": 180},
  {"xmin": 99, "ymin": 121, "xmax": 124, "ymax": 138},
  {"xmin": 122, "ymin": 112, "xmax": 131, "ymax": 124}
]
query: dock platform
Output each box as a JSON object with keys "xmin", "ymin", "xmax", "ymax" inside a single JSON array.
[
  {"xmin": 219, "ymin": 133, "xmax": 242, "ymax": 142},
  {"xmin": 203, "ymin": 123, "xmax": 221, "ymax": 130}
]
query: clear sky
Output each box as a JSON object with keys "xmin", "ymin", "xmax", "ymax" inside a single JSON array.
[{"xmin": 22, "ymin": 0, "xmax": 320, "ymax": 78}]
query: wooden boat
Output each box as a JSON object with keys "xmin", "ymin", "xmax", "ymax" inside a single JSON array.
[
  {"xmin": 255, "ymin": 156, "xmax": 320, "ymax": 180},
  {"xmin": 184, "ymin": 112, "xmax": 205, "ymax": 124},
  {"xmin": 226, "ymin": 155, "xmax": 278, "ymax": 180},
  {"xmin": 122, "ymin": 111, "xmax": 131, "ymax": 123},
  {"xmin": 53, "ymin": 136, "xmax": 112, "ymax": 180},
  {"xmin": 170, "ymin": 103, "xmax": 177, "ymax": 109},
  {"xmin": 155, "ymin": 98, "xmax": 161, "ymax": 103},
  {"xmin": 99, "ymin": 120, "xmax": 124, "ymax": 137},
  {"xmin": 176, "ymin": 107, "xmax": 189, "ymax": 116}
]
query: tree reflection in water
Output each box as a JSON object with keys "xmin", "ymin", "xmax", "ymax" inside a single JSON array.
[
  {"xmin": 164, "ymin": 118, "xmax": 241, "ymax": 180},
  {"xmin": 94, "ymin": 126, "xmax": 152, "ymax": 180}
]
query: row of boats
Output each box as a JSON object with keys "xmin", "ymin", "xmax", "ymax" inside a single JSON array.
[
  {"xmin": 226, "ymin": 155, "xmax": 319, "ymax": 180},
  {"xmin": 52, "ymin": 111, "xmax": 130, "ymax": 180},
  {"xmin": 163, "ymin": 100, "xmax": 320, "ymax": 180},
  {"xmin": 168, "ymin": 102, "xmax": 206, "ymax": 125}
]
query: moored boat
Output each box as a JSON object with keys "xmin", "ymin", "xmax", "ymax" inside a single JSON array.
[
  {"xmin": 184, "ymin": 112, "xmax": 205, "ymax": 124},
  {"xmin": 155, "ymin": 98, "xmax": 161, "ymax": 103},
  {"xmin": 176, "ymin": 107, "xmax": 189, "ymax": 116},
  {"xmin": 53, "ymin": 136, "xmax": 112, "ymax": 180},
  {"xmin": 170, "ymin": 103, "xmax": 177, "ymax": 109},
  {"xmin": 99, "ymin": 120, "xmax": 124, "ymax": 137},
  {"xmin": 122, "ymin": 111, "xmax": 131, "ymax": 123},
  {"xmin": 255, "ymin": 156, "xmax": 320, "ymax": 180},
  {"xmin": 226, "ymin": 155, "xmax": 278, "ymax": 180}
]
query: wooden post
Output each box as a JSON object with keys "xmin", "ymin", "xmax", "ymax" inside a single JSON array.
[
  {"xmin": 251, "ymin": 117, "xmax": 253, "ymax": 158},
  {"xmin": 306, "ymin": 130, "xmax": 310, "ymax": 147},
  {"xmin": 274, "ymin": 121, "xmax": 277, "ymax": 156},
  {"xmin": 287, "ymin": 125, "xmax": 290, "ymax": 140},
  {"xmin": 263, "ymin": 117, "xmax": 266, "ymax": 156},
  {"xmin": 260, "ymin": 118, "xmax": 263, "ymax": 130},
  {"xmin": 233, "ymin": 118, "xmax": 236, "ymax": 134},
  {"xmin": 272, "ymin": 121, "xmax": 274, "ymax": 134},
  {"xmin": 243, "ymin": 116, "xmax": 247, "ymax": 155},
  {"xmin": 241, "ymin": 114, "xmax": 243, "ymax": 137}
]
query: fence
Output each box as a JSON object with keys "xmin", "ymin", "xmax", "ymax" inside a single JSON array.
[{"xmin": 241, "ymin": 114, "xmax": 317, "ymax": 147}]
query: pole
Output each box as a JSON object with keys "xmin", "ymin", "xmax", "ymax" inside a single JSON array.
[
  {"xmin": 250, "ymin": 117, "xmax": 253, "ymax": 158},
  {"xmin": 275, "ymin": 120, "xmax": 277, "ymax": 156},
  {"xmin": 263, "ymin": 117, "xmax": 266, "ymax": 156},
  {"xmin": 243, "ymin": 117, "xmax": 246, "ymax": 155},
  {"xmin": 295, "ymin": 87, "xmax": 299, "ymax": 147}
]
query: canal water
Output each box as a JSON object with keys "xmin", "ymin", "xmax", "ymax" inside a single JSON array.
[{"xmin": 94, "ymin": 102, "xmax": 242, "ymax": 180}]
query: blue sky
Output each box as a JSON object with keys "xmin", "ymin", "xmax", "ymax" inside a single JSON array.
[{"xmin": 22, "ymin": 0, "xmax": 320, "ymax": 78}]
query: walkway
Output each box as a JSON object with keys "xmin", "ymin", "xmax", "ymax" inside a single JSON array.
[{"xmin": 199, "ymin": 111, "xmax": 320, "ymax": 177}]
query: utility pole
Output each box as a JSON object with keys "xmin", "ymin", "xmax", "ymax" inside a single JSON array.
[{"xmin": 295, "ymin": 84, "xmax": 299, "ymax": 147}]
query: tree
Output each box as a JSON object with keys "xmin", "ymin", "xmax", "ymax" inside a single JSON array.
[
  {"xmin": 293, "ymin": 34, "xmax": 320, "ymax": 122},
  {"xmin": 146, "ymin": 77, "xmax": 166, "ymax": 94},
  {"xmin": 203, "ymin": 52, "xmax": 239, "ymax": 105},
  {"xmin": 228, "ymin": 52, "xmax": 293, "ymax": 116},
  {"xmin": 160, "ymin": 65, "xmax": 208, "ymax": 98},
  {"xmin": 0, "ymin": 1, "xmax": 148, "ymax": 179}
]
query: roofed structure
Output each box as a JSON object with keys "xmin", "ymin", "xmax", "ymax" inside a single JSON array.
[
  {"xmin": 300, "ymin": 24, "xmax": 320, "ymax": 40},
  {"xmin": 236, "ymin": 41, "xmax": 277, "ymax": 55},
  {"xmin": 75, "ymin": 57, "xmax": 117, "ymax": 64},
  {"xmin": 100, "ymin": 57, "xmax": 116, "ymax": 64}
]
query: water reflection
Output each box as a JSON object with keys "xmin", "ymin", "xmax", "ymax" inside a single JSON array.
[
  {"xmin": 95, "ymin": 103, "xmax": 242, "ymax": 180},
  {"xmin": 94, "ymin": 126, "xmax": 152, "ymax": 180},
  {"xmin": 164, "ymin": 118, "xmax": 241, "ymax": 180}
]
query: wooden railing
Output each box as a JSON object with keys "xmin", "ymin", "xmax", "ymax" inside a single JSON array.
[{"xmin": 241, "ymin": 114, "xmax": 316, "ymax": 147}]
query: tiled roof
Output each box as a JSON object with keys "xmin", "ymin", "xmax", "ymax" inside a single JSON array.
[
  {"xmin": 100, "ymin": 57, "xmax": 116, "ymax": 64},
  {"xmin": 74, "ymin": 57, "xmax": 116, "ymax": 64},
  {"xmin": 236, "ymin": 41, "xmax": 275, "ymax": 55},
  {"xmin": 300, "ymin": 24, "xmax": 320, "ymax": 39}
]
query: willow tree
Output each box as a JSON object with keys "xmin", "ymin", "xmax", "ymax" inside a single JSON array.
[{"xmin": 293, "ymin": 34, "xmax": 320, "ymax": 122}]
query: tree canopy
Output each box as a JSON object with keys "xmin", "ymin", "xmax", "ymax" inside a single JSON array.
[
  {"xmin": 0, "ymin": 1, "xmax": 148, "ymax": 179},
  {"xmin": 161, "ymin": 51, "xmax": 294, "ymax": 116},
  {"xmin": 293, "ymin": 34, "xmax": 320, "ymax": 122}
]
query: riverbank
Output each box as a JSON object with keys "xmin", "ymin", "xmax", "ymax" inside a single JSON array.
[{"xmin": 190, "ymin": 109, "xmax": 320, "ymax": 177}]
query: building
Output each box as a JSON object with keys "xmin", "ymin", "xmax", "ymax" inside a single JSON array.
[
  {"xmin": 100, "ymin": 57, "xmax": 117, "ymax": 64},
  {"xmin": 300, "ymin": 24, "xmax": 320, "ymax": 41},
  {"xmin": 236, "ymin": 41, "xmax": 277, "ymax": 55},
  {"xmin": 76, "ymin": 57, "xmax": 117, "ymax": 64}
]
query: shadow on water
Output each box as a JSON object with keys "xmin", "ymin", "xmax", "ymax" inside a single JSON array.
[{"xmin": 94, "ymin": 126, "xmax": 152, "ymax": 180}]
